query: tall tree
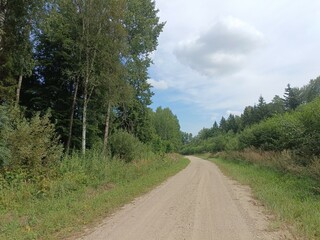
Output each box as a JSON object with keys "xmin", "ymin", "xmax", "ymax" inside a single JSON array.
[
  {"xmin": 219, "ymin": 116, "xmax": 227, "ymax": 132},
  {"xmin": 31, "ymin": 0, "xmax": 85, "ymax": 150},
  {"xmin": 0, "ymin": 0, "xmax": 39, "ymax": 105},
  {"xmin": 269, "ymin": 95, "xmax": 285, "ymax": 114},
  {"xmin": 151, "ymin": 107, "xmax": 182, "ymax": 152},
  {"xmin": 226, "ymin": 114, "xmax": 239, "ymax": 133},
  {"xmin": 283, "ymin": 84, "xmax": 301, "ymax": 111},
  {"xmin": 118, "ymin": 0, "xmax": 164, "ymax": 142},
  {"xmin": 300, "ymin": 76, "xmax": 320, "ymax": 103},
  {"xmin": 40, "ymin": 0, "xmax": 128, "ymax": 154},
  {"xmin": 19, "ymin": 0, "xmax": 165, "ymax": 155},
  {"xmin": 256, "ymin": 95, "xmax": 271, "ymax": 122},
  {"xmin": 0, "ymin": 0, "xmax": 7, "ymax": 52},
  {"xmin": 181, "ymin": 132, "xmax": 192, "ymax": 145}
]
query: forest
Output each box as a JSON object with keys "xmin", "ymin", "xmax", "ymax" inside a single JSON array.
[
  {"xmin": 0, "ymin": 1, "xmax": 188, "ymax": 238},
  {"xmin": 0, "ymin": 0, "xmax": 184, "ymax": 168},
  {"xmin": 182, "ymin": 77, "xmax": 320, "ymax": 181}
]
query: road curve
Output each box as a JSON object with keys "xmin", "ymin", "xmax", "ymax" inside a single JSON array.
[{"xmin": 80, "ymin": 156, "xmax": 292, "ymax": 240}]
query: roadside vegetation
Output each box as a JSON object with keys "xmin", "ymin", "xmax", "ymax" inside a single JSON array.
[
  {"xmin": 0, "ymin": 103, "xmax": 188, "ymax": 239},
  {"xmin": 0, "ymin": 1, "xmax": 188, "ymax": 239},
  {"xmin": 183, "ymin": 77, "xmax": 320, "ymax": 239},
  {"xmin": 203, "ymin": 156, "xmax": 320, "ymax": 239},
  {"xmin": 181, "ymin": 77, "xmax": 320, "ymax": 182},
  {"xmin": 0, "ymin": 150, "xmax": 189, "ymax": 240}
]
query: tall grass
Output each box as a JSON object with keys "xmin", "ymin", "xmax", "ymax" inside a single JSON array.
[
  {"xmin": 0, "ymin": 150, "xmax": 189, "ymax": 239},
  {"xmin": 213, "ymin": 149, "xmax": 320, "ymax": 182},
  {"xmin": 208, "ymin": 157, "xmax": 320, "ymax": 239}
]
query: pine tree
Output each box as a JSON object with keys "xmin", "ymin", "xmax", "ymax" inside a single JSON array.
[{"xmin": 283, "ymin": 84, "xmax": 301, "ymax": 110}]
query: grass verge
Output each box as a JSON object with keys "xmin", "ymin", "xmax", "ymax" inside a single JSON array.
[
  {"xmin": 0, "ymin": 152, "xmax": 189, "ymax": 240},
  {"xmin": 203, "ymin": 156, "xmax": 320, "ymax": 240}
]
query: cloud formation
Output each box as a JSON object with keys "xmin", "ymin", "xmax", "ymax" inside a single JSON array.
[
  {"xmin": 151, "ymin": 0, "xmax": 320, "ymax": 134},
  {"xmin": 147, "ymin": 79, "xmax": 169, "ymax": 90},
  {"xmin": 174, "ymin": 17, "xmax": 264, "ymax": 77}
]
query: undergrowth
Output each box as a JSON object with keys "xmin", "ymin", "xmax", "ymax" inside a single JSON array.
[
  {"xmin": 0, "ymin": 151, "xmax": 189, "ymax": 240},
  {"xmin": 213, "ymin": 149, "xmax": 320, "ymax": 182},
  {"xmin": 207, "ymin": 157, "xmax": 320, "ymax": 239}
]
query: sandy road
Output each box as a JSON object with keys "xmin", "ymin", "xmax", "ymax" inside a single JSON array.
[{"xmin": 80, "ymin": 156, "xmax": 292, "ymax": 240}]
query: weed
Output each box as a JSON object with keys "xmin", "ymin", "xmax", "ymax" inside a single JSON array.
[
  {"xmin": 0, "ymin": 151, "xmax": 189, "ymax": 239},
  {"xmin": 209, "ymin": 157, "xmax": 320, "ymax": 239}
]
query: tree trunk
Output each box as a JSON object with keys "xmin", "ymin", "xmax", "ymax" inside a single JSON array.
[
  {"xmin": 82, "ymin": 79, "xmax": 88, "ymax": 155},
  {"xmin": 66, "ymin": 79, "xmax": 79, "ymax": 154},
  {"xmin": 103, "ymin": 102, "xmax": 111, "ymax": 153},
  {"xmin": 15, "ymin": 75, "xmax": 22, "ymax": 107},
  {"xmin": 0, "ymin": 0, "xmax": 6, "ymax": 51}
]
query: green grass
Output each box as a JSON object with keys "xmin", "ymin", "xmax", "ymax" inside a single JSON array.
[
  {"xmin": 0, "ymin": 152, "xmax": 189, "ymax": 240},
  {"xmin": 205, "ymin": 157, "xmax": 320, "ymax": 239}
]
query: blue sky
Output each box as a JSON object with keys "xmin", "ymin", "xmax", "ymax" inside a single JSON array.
[{"xmin": 148, "ymin": 0, "xmax": 320, "ymax": 135}]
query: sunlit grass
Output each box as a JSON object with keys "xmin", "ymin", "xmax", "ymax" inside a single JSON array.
[
  {"xmin": 208, "ymin": 157, "xmax": 320, "ymax": 239},
  {"xmin": 0, "ymin": 152, "xmax": 189, "ymax": 240}
]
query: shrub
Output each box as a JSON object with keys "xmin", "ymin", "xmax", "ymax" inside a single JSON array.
[
  {"xmin": 309, "ymin": 157, "xmax": 320, "ymax": 182},
  {"xmin": 9, "ymin": 112, "xmax": 63, "ymax": 172},
  {"xmin": 0, "ymin": 105, "xmax": 11, "ymax": 167},
  {"xmin": 110, "ymin": 130, "xmax": 147, "ymax": 162},
  {"xmin": 150, "ymin": 135, "xmax": 167, "ymax": 153},
  {"xmin": 296, "ymin": 98, "xmax": 320, "ymax": 156},
  {"xmin": 239, "ymin": 113, "xmax": 304, "ymax": 152},
  {"xmin": 0, "ymin": 105, "xmax": 63, "ymax": 176}
]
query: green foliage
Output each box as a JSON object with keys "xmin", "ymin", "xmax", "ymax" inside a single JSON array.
[
  {"xmin": 183, "ymin": 87, "xmax": 320, "ymax": 181},
  {"xmin": 270, "ymin": 95, "xmax": 285, "ymax": 114},
  {"xmin": 0, "ymin": 0, "xmax": 38, "ymax": 103},
  {"xmin": 180, "ymin": 131, "xmax": 239, "ymax": 155},
  {"xmin": 0, "ymin": 150, "xmax": 189, "ymax": 239},
  {"xmin": 239, "ymin": 98, "xmax": 320, "ymax": 159},
  {"xmin": 113, "ymin": 0, "xmax": 164, "ymax": 144},
  {"xmin": 211, "ymin": 157, "xmax": 320, "ymax": 239},
  {"xmin": 151, "ymin": 107, "xmax": 182, "ymax": 152},
  {"xmin": 284, "ymin": 84, "xmax": 301, "ymax": 111},
  {"xmin": 300, "ymin": 76, "xmax": 320, "ymax": 103},
  {"xmin": 110, "ymin": 130, "xmax": 148, "ymax": 162},
  {"xmin": 239, "ymin": 113, "xmax": 303, "ymax": 151},
  {"xmin": 296, "ymin": 98, "xmax": 320, "ymax": 156},
  {"xmin": 149, "ymin": 134, "xmax": 167, "ymax": 153},
  {"xmin": 8, "ymin": 112, "xmax": 63, "ymax": 172},
  {"xmin": 0, "ymin": 105, "xmax": 63, "ymax": 174},
  {"xmin": 18, "ymin": 0, "xmax": 164, "ymax": 152},
  {"xmin": 0, "ymin": 106, "xmax": 11, "ymax": 166},
  {"xmin": 181, "ymin": 131, "xmax": 193, "ymax": 144}
]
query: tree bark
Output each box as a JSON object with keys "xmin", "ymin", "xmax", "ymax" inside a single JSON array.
[
  {"xmin": 15, "ymin": 75, "xmax": 22, "ymax": 107},
  {"xmin": 82, "ymin": 80, "xmax": 88, "ymax": 155},
  {"xmin": 103, "ymin": 102, "xmax": 111, "ymax": 153},
  {"xmin": 0, "ymin": 0, "xmax": 6, "ymax": 51},
  {"xmin": 66, "ymin": 79, "xmax": 79, "ymax": 154}
]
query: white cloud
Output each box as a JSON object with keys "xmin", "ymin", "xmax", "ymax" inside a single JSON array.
[
  {"xmin": 147, "ymin": 79, "xmax": 169, "ymax": 90},
  {"xmin": 174, "ymin": 17, "xmax": 264, "ymax": 77},
  {"xmin": 151, "ymin": 0, "xmax": 320, "ymax": 134}
]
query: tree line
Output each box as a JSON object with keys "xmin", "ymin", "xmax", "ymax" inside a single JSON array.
[
  {"xmin": 0, "ymin": 0, "xmax": 183, "ymax": 173},
  {"xmin": 182, "ymin": 76, "xmax": 320, "ymax": 164}
]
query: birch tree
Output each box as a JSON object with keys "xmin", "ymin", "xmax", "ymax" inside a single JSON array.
[
  {"xmin": 118, "ymin": 0, "xmax": 164, "ymax": 142},
  {"xmin": 0, "ymin": 0, "xmax": 39, "ymax": 105}
]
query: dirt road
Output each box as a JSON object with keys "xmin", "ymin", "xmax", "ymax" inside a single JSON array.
[{"xmin": 80, "ymin": 156, "xmax": 292, "ymax": 240}]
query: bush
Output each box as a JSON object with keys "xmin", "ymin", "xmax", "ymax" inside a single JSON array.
[
  {"xmin": 0, "ymin": 105, "xmax": 63, "ymax": 176},
  {"xmin": 150, "ymin": 135, "xmax": 167, "ymax": 153},
  {"xmin": 0, "ymin": 106, "xmax": 11, "ymax": 167},
  {"xmin": 296, "ymin": 98, "xmax": 320, "ymax": 156},
  {"xmin": 110, "ymin": 130, "xmax": 148, "ymax": 162},
  {"xmin": 239, "ymin": 113, "xmax": 303, "ymax": 152}
]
